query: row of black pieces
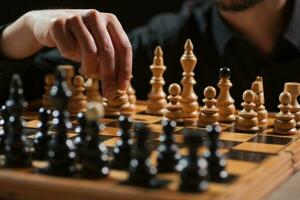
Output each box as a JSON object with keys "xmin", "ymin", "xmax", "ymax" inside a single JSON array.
[{"xmin": 111, "ymin": 117, "xmax": 229, "ymax": 192}]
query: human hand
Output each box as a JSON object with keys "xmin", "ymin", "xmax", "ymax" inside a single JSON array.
[{"xmin": 27, "ymin": 9, "xmax": 132, "ymax": 99}]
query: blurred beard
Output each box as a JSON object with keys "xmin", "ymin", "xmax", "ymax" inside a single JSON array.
[{"xmin": 214, "ymin": 0, "xmax": 264, "ymax": 11}]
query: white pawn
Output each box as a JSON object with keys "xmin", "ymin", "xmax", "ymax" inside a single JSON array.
[
  {"xmin": 68, "ymin": 75, "xmax": 87, "ymax": 116},
  {"xmin": 126, "ymin": 76, "xmax": 137, "ymax": 112},
  {"xmin": 85, "ymin": 78, "xmax": 102, "ymax": 102},
  {"xmin": 165, "ymin": 83, "xmax": 183, "ymax": 123},
  {"xmin": 235, "ymin": 90, "xmax": 259, "ymax": 132},
  {"xmin": 42, "ymin": 74, "xmax": 55, "ymax": 110},
  {"xmin": 198, "ymin": 86, "xmax": 219, "ymax": 127},
  {"xmin": 105, "ymin": 90, "xmax": 130, "ymax": 117},
  {"xmin": 274, "ymin": 92, "xmax": 297, "ymax": 135}
]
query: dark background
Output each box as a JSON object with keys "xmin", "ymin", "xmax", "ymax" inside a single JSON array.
[{"xmin": 0, "ymin": 0, "xmax": 183, "ymax": 32}]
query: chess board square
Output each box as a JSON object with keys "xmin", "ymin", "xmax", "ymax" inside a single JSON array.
[
  {"xmin": 175, "ymin": 127, "xmax": 206, "ymax": 136},
  {"xmin": 220, "ymin": 140, "xmax": 242, "ymax": 149},
  {"xmin": 247, "ymin": 135, "xmax": 294, "ymax": 145},
  {"xmin": 147, "ymin": 123, "xmax": 183, "ymax": 134},
  {"xmin": 99, "ymin": 137, "xmax": 119, "ymax": 147},
  {"xmin": 226, "ymin": 159, "xmax": 258, "ymax": 175},
  {"xmin": 233, "ymin": 142, "xmax": 284, "ymax": 154},
  {"xmin": 220, "ymin": 132, "xmax": 255, "ymax": 142},
  {"xmin": 101, "ymin": 127, "xmax": 119, "ymax": 137},
  {"xmin": 105, "ymin": 121, "xmax": 120, "ymax": 128},
  {"xmin": 222, "ymin": 126, "xmax": 260, "ymax": 134},
  {"xmin": 224, "ymin": 150, "xmax": 269, "ymax": 163},
  {"xmin": 100, "ymin": 118, "xmax": 116, "ymax": 124},
  {"xmin": 132, "ymin": 114, "xmax": 161, "ymax": 124},
  {"xmin": 25, "ymin": 120, "xmax": 39, "ymax": 129}
]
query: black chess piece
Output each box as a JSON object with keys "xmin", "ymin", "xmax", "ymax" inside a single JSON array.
[
  {"xmin": 39, "ymin": 70, "xmax": 76, "ymax": 177},
  {"xmin": 204, "ymin": 125, "xmax": 228, "ymax": 182},
  {"xmin": 4, "ymin": 74, "xmax": 31, "ymax": 167},
  {"xmin": 177, "ymin": 129, "xmax": 208, "ymax": 192},
  {"xmin": 219, "ymin": 67, "xmax": 231, "ymax": 78},
  {"xmin": 0, "ymin": 105, "xmax": 9, "ymax": 154},
  {"xmin": 126, "ymin": 123, "xmax": 158, "ymax": 187},
  {"xmin": 111, "ymin": 115, "xmax": 133, "ymax": 170},
  {"xmin": 156, "ymin": 120, "xmax": 181, "ymax": 173},
  {"xmin": 74, "ymin": 112, "xmax": 88, "ymax": 163},
  {"xmin": 33, "ymin": 108, "xmax": 51, "ymax": 160},
  {"xmin": 79, "ymin": 120, "xmax": 109, "ymax": 179}
]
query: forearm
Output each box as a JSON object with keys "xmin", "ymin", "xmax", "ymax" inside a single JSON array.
[{"xmin": 0, "ymin": 12, "xmax": 43, "ymax": 59}]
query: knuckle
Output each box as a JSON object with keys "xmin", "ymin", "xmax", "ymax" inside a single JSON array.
[
  {"xmin": 68, "ymin": 15, "xmax": 82, "ymax": 25},
  {"xmin": 51, "ymin": 18, "xmax": 65, "ymax": 30},
  {"xmin": 84, "ymin": 9, "xmax": 99, "ymax": 22},
  {"xmin": 120, "ymin": 41, "xmax": 133, "ymax": 54},
  {"xmin": 106, "ymin": 13, "xmax": 118, "ymax": 22},
  {"xmin": 102, "ymin": 44, "xmax": 115, "ymax": 57}
]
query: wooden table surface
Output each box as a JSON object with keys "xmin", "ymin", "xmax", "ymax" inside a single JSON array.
[{"xmin": 266, "ymin": 171, "xmax": 300, "ymax": 200}]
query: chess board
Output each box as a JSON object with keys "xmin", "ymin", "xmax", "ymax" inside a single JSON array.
[{"xmin": 0, "ymin": 101, "xmax": 299, "ymax": 200}]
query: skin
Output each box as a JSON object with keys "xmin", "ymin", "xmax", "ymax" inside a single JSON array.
[
  {"xmin": 0, "ymin": 9, "xmax": 132, "ymax": 99},
  {"xmin": 216, "ymin": 0, "xmax": 289, "ymax": 55}
]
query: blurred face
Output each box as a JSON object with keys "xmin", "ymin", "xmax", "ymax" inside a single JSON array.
[{"xmin": 214, "ymin": 0, "xmax": 264, "ymax": 11}]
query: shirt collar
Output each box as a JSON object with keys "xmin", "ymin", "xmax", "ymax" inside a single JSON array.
[
  {"xmin": 210, "ymin": 0, "xmax": 300, "ymax": 55},
  {"xmin": 283, "ymin": 0, "xmax": 300, "ymax": 51}
]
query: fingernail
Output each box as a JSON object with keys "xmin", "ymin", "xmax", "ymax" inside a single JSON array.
[{"xmin": 105, "ymin": 89, "xmax": 116, "ymax": 99}]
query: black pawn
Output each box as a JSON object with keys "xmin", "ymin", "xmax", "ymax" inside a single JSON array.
[
  {"xmin": 111, "ymin": 115, "xmax": 133, "ymax": 170},
  {"xmin": 79, "ymin": 120, "xmax": 109, "ymax": 179},
  {"xmin": 156, "ymin": 120, "xmax": 181, "ymax": 173},
  {"xmin": 33, "ymin": 108, "xmax": 51, "ymax": 160},
  {"xmin": 204, "ymin": 125, "xmax": 228, "ymax": 182},
  {"xmin": 40, "ymin": 70, "xmax": 76, "ymax": 176},
  {"xmin": 127, "ymin": 123, "xmax": 158, "ymax": 187},
  {"xmin": 177, "ymin": 130, "xmax": 208, "ymax": 192},
  {"xmin": 0, "ymin": 105, "xmax": 9, "ymax": 154},
  {"xmin": 74, "ymin": 112, "xmax": 88, "ymax": 163},
  {"xmin": 4, "ymin": 74, "xmax": 31, "ymax": 167},
  {"xmin": 219, "ymin": 67, "xmax": 231, "ymax": 79}
]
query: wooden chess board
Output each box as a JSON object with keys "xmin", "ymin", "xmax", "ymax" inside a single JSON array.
[{"xmin": 0, "ymin": 101, "xmax": 299, "ymax": 200}]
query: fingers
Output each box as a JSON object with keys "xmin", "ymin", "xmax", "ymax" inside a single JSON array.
[
  {"xmin": 48, "ymin": 10, "xmax": 132, "ymax": 99},
  {"xmin": 82, "ymin": 10, "xmax": 117, "ymax": 99},
  {"xmin": 66, "ymin": 15, "xmax": 98, "ymax": 76},
  {"xmin": 106, "ymin": 14, "xmax": 132, "ymax": 91},
  {"xmin": 50, "ymin": 18, "xmax": 80, "ymax": 62}
]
